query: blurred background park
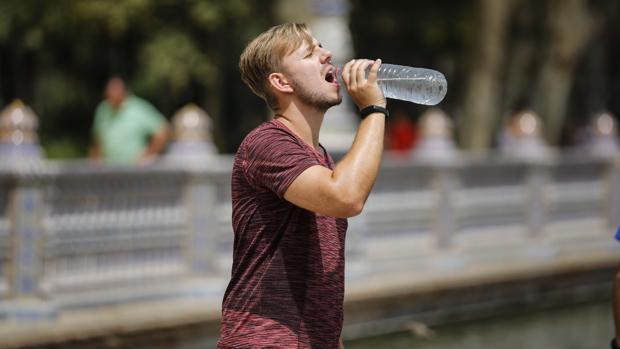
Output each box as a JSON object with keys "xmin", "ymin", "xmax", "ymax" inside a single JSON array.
[
  {"xmin": 1, "ymin": 0, "xmax": 620, "ymax": 348},
  {"xmin": 1, "ymin": 0, "xmax": 620, "ymax": 156}
]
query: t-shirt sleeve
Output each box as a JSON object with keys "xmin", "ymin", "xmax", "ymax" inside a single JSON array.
[{"xmin": 242, "ymin": 128, "xmax": 322, "ymax": 198}]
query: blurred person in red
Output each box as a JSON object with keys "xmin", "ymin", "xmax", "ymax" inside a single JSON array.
[
  {"xmin": 89, "ymin": 77, "xmax": 169, "ymax": 165},
  {"xmin": 385, "ymin": 108, "xmax": 418, "ymax": 154},
  {"xmin": 218, "ymin": 23, "xmax": 387, "ymax": 349}
]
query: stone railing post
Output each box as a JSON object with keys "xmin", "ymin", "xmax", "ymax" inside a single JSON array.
[
  {"xmin": 345, "ymin": 207, "xmax": 368, "ymax": 280},
  {"xmin": 10, "ymin": 177, "xmax": 44, "ymax": 298},
  {"xmin": 606, "ymin": 156, "xmax": 620, "ymax": 230},
  {"xmin": 184, "ymin": 166, "xmax": 219, "ymax": 276},
  {"xmin": 413, "ymin": 108, "xmax": 460, "ymax": 249},
  {"xmin": 525, "ymin": 162, "xmax": 549, "ymax": 238},
  {"xmin": 0, "ymin": 101, "xmax": 55, "ymax": 320},
  {"xmin": 3, "ymin": 164, "xmax": 56, "ymax": 320},
  {"xmin": 433, "ymin": 164, "xmax": 460, "ymax": 249}
]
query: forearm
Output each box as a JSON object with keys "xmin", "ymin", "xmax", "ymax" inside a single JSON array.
[
  {"xmin": 89, "ymin": 143, "xmax": 101, "ymax": 159},
  {"xmin": 329, "ymin": 58, "xmax": 386, "ymax": 210},
  {"xmin": 143, "ymin": 126, "xmax": 169, "ymax": 157},
  {"xmin": 331, "ymin": 113, "xmax": 385, "ymax": 206}
]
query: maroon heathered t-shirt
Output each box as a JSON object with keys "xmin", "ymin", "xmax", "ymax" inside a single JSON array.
[{"xmin": 218, "ymin": 119, "xmax": 348, "ymax": 349}]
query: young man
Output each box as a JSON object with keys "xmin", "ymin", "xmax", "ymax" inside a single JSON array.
[{"xmin": 218, "ymin": 23, "xmax": 388, "ymax": 348}]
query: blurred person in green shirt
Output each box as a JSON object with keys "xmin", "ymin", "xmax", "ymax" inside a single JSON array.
[{"xmin": 90, "ymin": 77, "xmax": 169, "ymax": 165}]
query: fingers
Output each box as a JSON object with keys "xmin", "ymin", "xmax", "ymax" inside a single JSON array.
[
  {"xmin": 343, "ymin": 59, "xmax": 379, "ymax": 87},
  {"xmin": 367, "ymin": 58, "xmax": 381, "ymax": 83},
  {"xmin": 342, "ymin": 58, "xmax": 386, "ymax": 109},
  {"xmin": 357, "ymin": 59, "xmax": 372, "ymax": 84},
  {"xmin": 351, "ymin": 59, "xmax": 366, "ymax": 89},
  {"xmin": 356, "ymin": 59, "xmax": 374, "ymax": 89},
  {"xmin": 342, "ymin": 59, "xmax": 355, "ymax": 87},
  {"xmin": 345, "ymin": 59, "xmax": 371, "ymax": 92}
]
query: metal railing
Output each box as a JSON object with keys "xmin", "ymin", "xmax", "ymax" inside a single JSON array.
[
  {"xmin": 345, "ymin": 152, "xmax": 617, "ymax": 277},
  {"xmin": 43, "ymin": 165, "xmax": 191, "ymax": 293},
  {"xmin": 0, "ymin": 152, "xmax": 617, "ymax": 319}
]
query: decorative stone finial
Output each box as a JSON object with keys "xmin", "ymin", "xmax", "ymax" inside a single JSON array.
[
  {"xmin": 165, "ymin": 104, "xmax": 217, "ymax": 160},
  {"xmin": 172, "ymin": 104, "xmax": 212, "ymax": 142},
  {"xmin": 413, "ymin": 108, "xmax": 458, "ymax": 162},
  {"xmin": 582, "ymin": 111, "xmax": 619, "ymax": 157},
  {"xmin": 498, "ymin": 110, "xmax": 551, "ymax": 161},
  {"xmin": 0, "ymin": 100, "xmax": 39, "ymax": 144},
  {"xmin": 0, "ymin": 100, "xmax": 43, "ymax": 160}
]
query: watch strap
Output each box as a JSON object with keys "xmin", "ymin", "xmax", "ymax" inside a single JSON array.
[{"xmin": 360, "ymin": 105, "xmax": 389, "ymax": 118}]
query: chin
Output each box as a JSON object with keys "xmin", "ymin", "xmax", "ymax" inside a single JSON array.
[
  {"xmin": 323, "ymin": 97, "xmax": 342, "ymax": 111},
  {"xmin": 329, "ymin": 91, "xmax": 343, "ymax": 106}
]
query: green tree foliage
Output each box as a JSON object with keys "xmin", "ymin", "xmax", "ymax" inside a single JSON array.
[{"xmin": 0, "ymin": 0, "xmax": 277, "ymax": 157}]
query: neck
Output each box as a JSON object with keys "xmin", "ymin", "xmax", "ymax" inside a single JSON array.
[{"xmin": 274, "ymin": 102, "xmax": 325, "ymax": 149}]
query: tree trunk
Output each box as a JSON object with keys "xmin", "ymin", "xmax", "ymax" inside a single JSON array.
[
  {"xmin": 459, "ymin": 0, "xmax": 514, "ymax": 150},
  {"xmin": 533, "ymin": 0, "xmax": 595, "ymax": 145},
  {"xmin": 501, "ymin": 0, "xmax": 543, "ymax": 115}
]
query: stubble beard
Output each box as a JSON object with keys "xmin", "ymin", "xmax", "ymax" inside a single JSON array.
[{"xmin": 291, "ymin": 78, "xmax": 342, "ymax": 113}]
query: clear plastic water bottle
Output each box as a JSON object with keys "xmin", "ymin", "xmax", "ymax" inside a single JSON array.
[{"xmin": 339, "ymin": 63, "xmax": 448, "ymax": 106}]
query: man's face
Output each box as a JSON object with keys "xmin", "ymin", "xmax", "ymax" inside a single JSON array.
[
  {"xmin": 281, "ymin": 38, "xmax": 342, "ymax": 111},
  {"xmin": 105, "ymin": 79, "xmax": 126, "ymax": 109}
]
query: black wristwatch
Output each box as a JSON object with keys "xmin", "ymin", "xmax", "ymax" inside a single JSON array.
[
  {"xmin": 612, "ymin": 338, "xmax": 620, "ymax": 349},
  {"xmin": 360, "ymin": 105, "xmax": 389, "ymax": 118}
]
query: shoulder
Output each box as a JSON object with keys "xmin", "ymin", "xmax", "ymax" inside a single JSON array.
[
  {"xmin": 95, "ymin": 100, "xmax": 110, "ymax": 112},
  {"xmin": 125, "ymin": 95, "xmax": 152, "ymax": 109},
  {"xmin": 94, "ymin": 101, "xmax": 111, "ymax": 120},
  {"xmin": 125, "ymin": 95, "xmax": 165, "ymax": 121},
  {"xmin": 124, "ymin": 95, "xmax": 160, "ymax": 113},
  {"xmin": 240, "ymin": 120, "xmax": 301, "ymax": 153},
  {"xmin": 126, "ymin": 95, "xmax": 144, "ymax": 104}
]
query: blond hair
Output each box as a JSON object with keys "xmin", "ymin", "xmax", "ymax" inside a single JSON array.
[{"xmin": 239, "ymin": 23, "xmax": 313, "ymax": 111}]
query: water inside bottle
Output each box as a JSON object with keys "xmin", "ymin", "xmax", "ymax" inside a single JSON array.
[{"xmin": 335, "ymin": 63, "xmax": 447, "ymax": 105}]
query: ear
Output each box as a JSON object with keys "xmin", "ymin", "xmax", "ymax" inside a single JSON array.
[{"xmin": 268, "ymin": 72, "xmax": 294, "ymax": 94}]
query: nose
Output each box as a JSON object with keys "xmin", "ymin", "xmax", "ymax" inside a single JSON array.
[{"xmin": 319, "ymin": 47, "xmax": 332, "ymax": 64}]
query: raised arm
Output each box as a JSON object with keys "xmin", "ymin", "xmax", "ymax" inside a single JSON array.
[
  {"xmin": 89, "ymin": 141, "xmax": 102, "ymax": 160},
  {"xmin": 284, "ymin": 59, "xmax": 386, "ymax": 218},
  {"xmin": 143, "ymin": 124, "xmax": 170, "ymax": 157}
]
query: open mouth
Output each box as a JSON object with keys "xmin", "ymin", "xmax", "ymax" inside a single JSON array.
[{"xmin": 324, "ymin": 67, "xmax": 337, "ymax": 84}]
